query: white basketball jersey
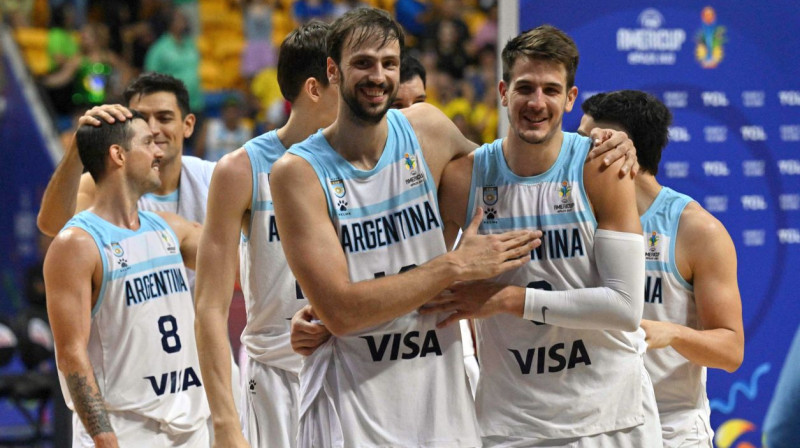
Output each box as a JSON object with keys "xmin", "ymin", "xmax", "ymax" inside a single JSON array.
[
  {"xmin": 289, "ymin": 110, "xmax": 480, "ymax": 446},
  {"xmin": 58, "ymin": 211, "xmax": 209, "ymax": 435},
  {"xmin": 468, "ymin": 134, "xmax": 648, "ymax": 440},
  {"xmin": 641, "ymin": 187, "xmax": 711, "ymax": 446},
  {"xmin": 239, "ymin": 130, "xmax": 305, "ymax": 373}
]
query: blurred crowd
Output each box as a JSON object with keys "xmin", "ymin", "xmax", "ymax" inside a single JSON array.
[{"xmin": 5, "ymin": 0, "xmax": 500, "ymax": 162}]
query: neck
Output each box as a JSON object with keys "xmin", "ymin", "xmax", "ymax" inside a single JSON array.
[
  {"xmin": 324, "ymin": 110, "xmax": 389, "ymax": 171},
  {"xmin": 88, "ymin": 176, "xmax": 143, "ymax": 229},
  {"xmin": 153, "ymin": 154, "xmax": 182, "ymax": 195},
  {"xmin": 502, "ymin": 131, "xmax": 564, "ymax": 177},
  {"xmin": 635, "ymin": 173, "xmax": 662, "ymax": 216},
  {"xmin": 277, "ymin": 108, "xmax": 330, "ymax": 148}
]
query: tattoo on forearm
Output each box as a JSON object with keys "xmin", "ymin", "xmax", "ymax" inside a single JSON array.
[{"xmin": 66, "ymin": 372, "xmax": 114, "ymax": 437}]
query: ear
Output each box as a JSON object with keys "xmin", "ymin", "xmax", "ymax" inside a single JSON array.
[
  {"xmin": 327, "ymin": 57, "xmax": 339, "ymax": 85},
  {"xmin": 109, "ymin": 144, "xmax": 125, "ymax": 168},
  {"xmin": 182, "ymin": 113, "xmax": 197, "ymax": 139},
  {"xmin": 306, "ymin": 77, "xmax": 322, "ymax": 103},
  {"xmin": 564, "ymin": 86, "xmax": 578, "ymax": 113},
  {"xmin": 499, "ymin": 80, "xmax": 509, "ymax": 107}
]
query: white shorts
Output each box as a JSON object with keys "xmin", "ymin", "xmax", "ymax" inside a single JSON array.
[
  {"xmin": 72, "ymin": 410, "xmax": 209, "ymax": 447},
  {"xmin": 240, "ymin": 358, "xmax": 300, "ymax": 448},
  {"xmin": 483, "ymin": 368, "xmax": 662, "ymax": 448}
]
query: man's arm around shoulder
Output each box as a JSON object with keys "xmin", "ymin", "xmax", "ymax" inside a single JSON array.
[{"xmin": 45, "ymin": 228, "xmax": 118, "ymax": 447}]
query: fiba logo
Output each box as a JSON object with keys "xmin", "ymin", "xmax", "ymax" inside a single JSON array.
[
  {"xmin": 668, "ymin": 126, "xmax": 691, "ymax": 142},
  {"xmin": 703, "ymin": 161, "xmax": 730, "ymax": 176},
  {"xmin": 778, "ymin": 229, "xmax": 800, "ymax": 244},
  {"xmin": 741, "ymin": 126, "xmax": 767, "ymax": 141},
  {"xmin": 701, "ymin": 91, "xmax": 729, "ymax": 107},
  {"xmin": 778, "ymin": 90, "xmax": 800, "ymax": 106},
  {"xmin": 741, "ymin": 195, "xmax": 767, "ymax": 211},
  {"xmin": 638, "ymin": 9, "xmax": 663, "ymax": 28},
  {"xmin": 778, "ymin": 160, "xmax": 800, "ymax": 175}
]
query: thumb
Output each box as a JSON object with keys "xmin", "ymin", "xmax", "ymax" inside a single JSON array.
[{"xmin": 463, "ymin": 207, "xmax": 484, "ymax": 236}]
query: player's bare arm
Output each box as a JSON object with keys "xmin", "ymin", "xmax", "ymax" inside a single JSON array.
[
  {"xmin": 641, "ymin": 202, "xmax": 744, "ymax": 372},
  {"xmin": 401, "ymin": 102, "xmax": 478, "ymax": 185},
  {"xmin": 193, "ymin": 148, "xmax": 252, "ymax": 446},
  {"xmin": 37, "ymin": 105, "xmax": 133, "ymax": 236},
  {"xmin": 45, "ymin": 228, "xmax": 118, "ymax": 447},
  {"xmin": 270, "ymin": 153, "xmax": 538, "ymax": 337}
]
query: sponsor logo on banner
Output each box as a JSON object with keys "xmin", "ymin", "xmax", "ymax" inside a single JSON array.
[
  {"xmin": 778, "ymin": 90, "xmax": 800, "ymax": 106},
  {"xmin": 702, "ymin": 91, "xmax": 729, "ymax": 107},
  {"xmin": 742, "ymin": 91, "xmax": 765, "ymax": 107},
  {"xmin": 741, "ymin": 195, "xmax": 767, "ymax": 210},
  {"xmin": 742, "ymin": 230, "xmax": 765, "ymax": 247},
  {"xmin": 778, "ymin": 228, "xmax": 800, "ymax": 244},
  {"xmin": 780, "ymin": 125, "xmax": 800, "ymax": 142},
  {"xmin": 703, "ymin": 161, "xmax": 730, "ymax": 176},
  {"xmin": 665, "ymin": 162, "xmax": 689, "ymax": 178},
  {"xmin": 617, "ymin": 8, "xmax": 686, "ymax": 65},
  {"xmin": 663, "ymin": 91, "xmax": 688, "ymax": 108},
  {"xmin": 740, "ymin": 126, "xmax": 767, "ymax": 141},
  {"xmin": 704, "ymin": 196, "xmax": 728, "ymax": 212},
  {"xmin": 778, "ymin": 160, "xmax": 800, "ymax": 175},
  {"xmin": 780, "ymin": 194, "xmax": 800, "ymax": 211},
  {"xmin": 742, "ymin": 160, "xmax": 765, "ymax": 177},
  {"xmin": 704, "ymin": 126, "xmax": 728, "ymax": 143},
  {"xmin": 669, "ymin": 126, "xmax": 691, "ymax": 142},
  {"xmin": 695, "ymin": 6, "xmax": 726, "ymax": 68}
]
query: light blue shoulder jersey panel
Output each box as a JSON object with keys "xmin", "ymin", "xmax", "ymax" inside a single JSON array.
[
  {"xmin": 641, "ymin": 187, "xmax": 694, "ymax": 290},
  {"xmin": 244, "ymin": 130, "xmax": 287, "ymax": 237},
  {"xmin": 288, "ymin": 109, "xmax": 436, "ymax": 220},
  {"xmin": 63, "ymin": 210, "xmax": 181, "ymax": 317},
  {"xmin": 466, "ymin": 132, "xmax": 597, "ymax": 232}
]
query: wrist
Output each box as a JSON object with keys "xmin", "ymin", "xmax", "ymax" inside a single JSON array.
[{"xmin": 505, "ymin": 286, "xmax": 525, "ymax": 317}]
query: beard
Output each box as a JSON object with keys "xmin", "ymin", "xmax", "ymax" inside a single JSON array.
[{"xmin": 341, "ymin": 80, "xmax": 396, "ymax": 124}]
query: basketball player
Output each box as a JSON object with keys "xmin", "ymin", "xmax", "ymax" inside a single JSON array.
[
  {"xmin": 44, "ymin": 111, "xmax": 209, "ymax": 447},
  {"xmin": 270, "ymin": 8, "xmax": 541, "ymax": 447},
  {"xmin": 578, "ymin": 90, "xmax": 744, "ymax": 447},
  {"xmin": 423, "ymin": 25, "xmax": 662, "ymax": 446},
  {"xmin": 194, "ymin": 21, "xmax": 338, "ymax": 448},
  {"xmin": 391, "ymin": 53, "xmax": 427, "ymax": 109}
]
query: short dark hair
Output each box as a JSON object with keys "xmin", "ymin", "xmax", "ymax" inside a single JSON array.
[
  {"xmin": 400, "ymin": 53, "xmax": 426, "ymax": 87},
  {"xmin": 502, "ymin": 25, "xmax": 579, "ymax": 87},
  {"xmin": 278, "ymin": 20, "xmax": 330, "ymax": 103},
  {"xmin": 76, "ymin": 110, "xmax": 146, "ymax": 182},
  {"xmin": 123, "ymin": 72, "xmax": 192, "ymax": 117},
  {"xmin": 581, "ymin": 90, "xmax": 673, "ymax": 175},
  {"xmin": 327, "ymin": 7, "xmax": 404, "ymax": 66}
]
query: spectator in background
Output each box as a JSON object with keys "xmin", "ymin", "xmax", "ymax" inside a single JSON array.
[
  {"xmin": 46, "ymin": 4, "xmax": 78, "ymax": 72},
  {"xmin": 145, "ymin": 7, "xmax": 204, "ymax": 114},
  {"xmin": 241, "ymin": 0, "xmax": 277, "ymax": 80},
  {"xmin": 422, "ymin": 0, "xmax": 470, "ymax": 57},
  {"xmin": 332, "ymin": 0, "xmax": 369, "ymax": 19},
  {"xmin": 292, "ymin": 0, "xmax": 335, "ymax": 24},
  {"xmin": 467, "ymin": 1, "xmax": 497, "ymax": 56},
  {"xmin": 195, "ymin": 96, "xmax": 253, "ymax": 162}
]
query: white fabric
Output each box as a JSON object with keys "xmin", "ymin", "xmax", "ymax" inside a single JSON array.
[
  {"xmin": 72, "ymin": 410, "xmax": 210, "ymax": 447},
  {"xmin": 522, "ymin": 229, "xmax": 645, "ymax": 331},
  {"xmin": 240, "ymin": 358, "xmax": 300, "ymax": 448}
]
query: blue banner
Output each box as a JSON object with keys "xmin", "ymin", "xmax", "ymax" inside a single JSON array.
[{"xmin": 520, "ymin": 1, "xmax": 799, "ymax": 446}]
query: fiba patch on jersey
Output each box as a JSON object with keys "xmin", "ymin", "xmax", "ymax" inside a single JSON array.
[
  {"xmin": 158, "ymin": 231, "xmax": 178, "ymax": 254},
  {"xmin": 553, "ymin": 181, "xmax": 575, "ymax": 213},
  {"xmin": 403, "ymin": 153, "xmax": 425, "ymax": 187},
  {"xmin": 111, "ymin": 242, "xmax": 124, "ymax": 257},
  {"xmin": 330, "ymin": 178, "xmax": 346, "ymax": 198},
  {"xmin": 646, "ymin": 231, "xmax": 662, "ymax": 260}
]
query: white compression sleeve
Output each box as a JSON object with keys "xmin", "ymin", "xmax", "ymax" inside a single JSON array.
[{"xmin": 522, "ymin": 229, "xmax": 645, "ymax": 331}]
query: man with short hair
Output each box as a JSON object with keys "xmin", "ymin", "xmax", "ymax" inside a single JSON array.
[
  {"xmin": 45, "ymin": 111, "xmax": 209, "ymax": 447},
  {"xmin": 578, "ymin": 90, "xmax": 744, "ymax": 447},
  {"xmin": 391, "ymin": 53, "xmax": 427, "ymax": 109},
  {"xmin": 194, "ymin": 21, "xmax": 338, "ymax": 448},
  {"xmin": 270, "ymin": 8, "xmax": 541, "ymax": 447},
  {"xmin": 427, "ymin": 25, "xmax": 662, "ymax": 446}
]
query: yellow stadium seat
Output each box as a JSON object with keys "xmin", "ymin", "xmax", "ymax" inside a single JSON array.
[{"xmin": 13, "ymin": 27, "xmax": 48, "ymax": 49}]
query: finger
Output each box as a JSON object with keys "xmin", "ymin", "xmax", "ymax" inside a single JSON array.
[
  {"xmin": 496, "ymin": 229, "xmax": 541, "ymax": 244},
  {"xmin": 463, "ymin": 207, "xmax": 484, "ymax": 235},
  {"xmin": 419, "ymin": 300, "xmax": 459, "ymax": 315},
  {"xmin": 437, "ymin": 312, "xmax": 468, "ymax": 329},
  {"xmin": 498, "ymin": 253, "xmax": 532, "ymax": 272},
  {"xmin": 499, "ymin": 230, "xmax": 541, "ymax": 252}
]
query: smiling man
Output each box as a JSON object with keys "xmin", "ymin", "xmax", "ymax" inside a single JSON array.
[
  {"xmin": 270, "ymin": 7, "xmax": 540, "ymax": 447},
  {"xmin": 44, "ymin": 112, "xmax": 209, "ymax": 447}
]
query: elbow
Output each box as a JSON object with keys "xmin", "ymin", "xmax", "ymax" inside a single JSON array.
[
  {"xmin": 620, "ymin": 315, "xmax": 641, "ymax": 333},
  {"xmin": 37, "ymin": 213, "xmax": 58, "ymax": 238},
  {"xmin": 722, "ymin": 347, "xmax": 745, "ymax": 373}
]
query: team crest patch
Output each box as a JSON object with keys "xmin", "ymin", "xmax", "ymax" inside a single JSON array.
[
  {"xmin": 158, "ymin": 231, "xmax": 177, "ymax": 254},
  {"xmin": 483, "ymin": 186, "xmax": 498, "ymax": 206},
  {"xmin": 330, "ymin": 178, "xmax": 346, "ymax": 198},
  {"xmin": 110, "ymin": 242, "xmax": 124, "ymax": 257}
]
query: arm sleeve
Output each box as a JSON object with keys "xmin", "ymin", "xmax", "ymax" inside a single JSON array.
[{"xmin": 522, "ymin": 229, "xmax": 645, "ymax": 331}]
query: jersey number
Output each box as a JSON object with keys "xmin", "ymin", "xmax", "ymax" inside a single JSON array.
[
  {"xmin": 373, "ymin": 264, "xmax": 418, "ymax": 278},
  {"xmin": 158, "ymin": 315, "xmax": 182, "ymax": 353}
]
